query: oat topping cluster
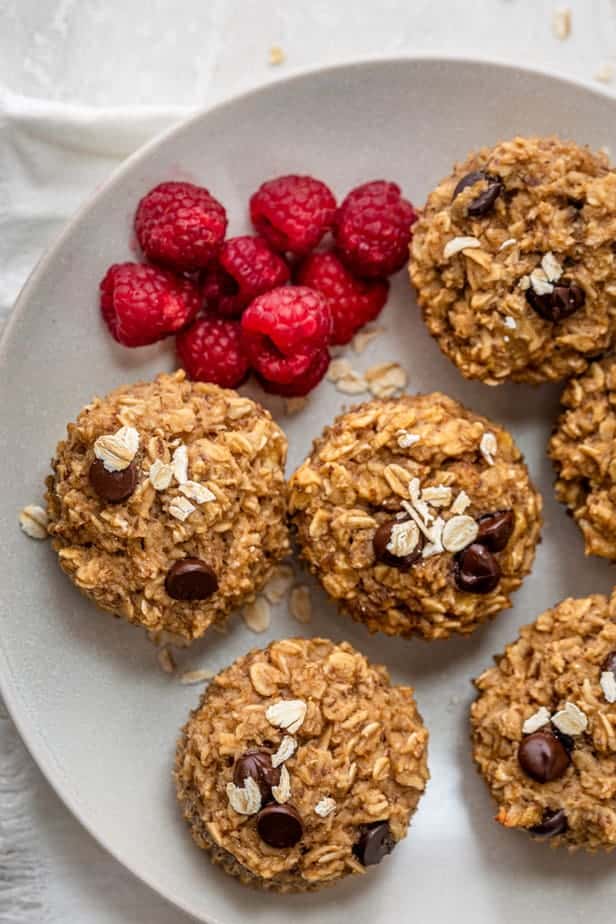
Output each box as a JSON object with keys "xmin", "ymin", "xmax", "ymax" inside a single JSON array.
[
  {"xmin": 410, "ymin": 136, "xmax": 616, "ymax": 384},
  {"xmin": 175, "ymin": 638, "xmax": 429, "ymax": 891},
  {"xmin": 289, "ymin": 392, "xmax": 541, "ymax": 640},
  {"xmin": 45, "ymin": 370, "xmax": 289, "ymax": 641}
]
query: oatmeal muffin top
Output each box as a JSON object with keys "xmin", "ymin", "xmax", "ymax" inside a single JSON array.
[
  {"xmin": 472, "ymin": 593, "xmax": 616, "ymax": 851},
  {"xmin": 175, "ymin": 637, "xmax": 429, "ymax": 892},
  {"xmin": 46, "ymin": 369, "xmax": 289, "ymax": 642},
  {"xmin": 410, "ymin": 136, "xmax": 616, "ymax": 384},
  {"xmin": 549, "ymin": 355, "xmax": 616, "ymax": 561},
  {"xmin": 288, "ymin": 392, "xmax": 542, "ymax": 640}
]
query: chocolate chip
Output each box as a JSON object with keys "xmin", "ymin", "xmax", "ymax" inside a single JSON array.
[
  {"xmin": 256, "ymin": 803, "xmax": 303, "ymax": 848},
  {"xmin": 518, "ymin": 731, "xmax": 571, "ymax": 783},
  {"xmin": 165, "ymin": 558, "xmax": 218, "ymax": 601},
  {"xmin": 353, "ymin": 821, "xmax": 395, "ymax": 867},
  {"xmin": 89, "ymin": 458, "xmax": 138, "ymax": 503},
  {"xmin": 551, "ymin": 726, "xmax": 575, "ymax": 754},
  {"xmin": 233, "ymin": 749, "xmax": 280, "ymax": 803},
  {"xmin": 602, "ymin": 651, "xmax": 616, "ymax": 675},
  {"xmin": 526, "ymin": 280, "xmax": 585, "ymax": 323},
  {"xmin": 529, "ymin": 808, "xmax": 568, "ymax": 838},
  {"xmin": 476, "ymin": 510, "xmax": 514, "ymax": 553},
  {"xmin": 373, "ymin": 519, "xmax": 422, "ymax": 570},
  {"xmin": 454, "ymin": 543, "xmax": 500, "ymax": 594},
  {"xmin": 452, "ymin": 170, "xmax": 503, "ymax": 217},
  {"xmin": 452, "ymin": 170, "xmax": 486, "ymax": 199}
]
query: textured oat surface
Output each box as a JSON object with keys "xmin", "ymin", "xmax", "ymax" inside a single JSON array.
[
  {"xmin": 409, "ymin": 136, "xmax": 616, "ymax": 384},
  {"xmin": 175, "ymin": 637, "xmax": 429, "ymax": 892},
  {"xmin": 46, "ymin": 370, "xmax": 289, "ymax": 641},
  {"xmin": 288, "ymin": 393, "xmax": 542, "ymax": 640},
  {"xmin": 549, "ymin": 355, "xmax": 616, "ymax": 560},
  {"xmin": 471, "ymin": 593, "xmax": 616, "ymax": 851}
]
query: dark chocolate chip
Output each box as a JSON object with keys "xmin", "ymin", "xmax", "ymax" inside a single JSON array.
[
  {"xmin": 551, "ymin": 726, "xmax": 575, "ymax": 754},
  {"xmin": 602, "ymin": 650, "xmax": 616, "ymax": 675},
  {"xmin": 233, "ymin": 749, "xmax": 280, "ymax": 803},
  {"xmin": 256, "ymin": 803, "xmax": 303, "ymax": 848},
  {"xmin": 452, "ymin": 170, "xmax": 486, "ymax": 199},
  {"xmin": 526, "ymin": 279, "xmax": 585, "ymax": 323},
  {"xmin": 373, "ymin": 519, "xmax": 422, "ymax": 570},
  {"xmin": 567, "ymin": 196, "xmax": 585, "ymax": 209},
  {"xmin": 353, "ymin": 821, "xmax": 395, "ymax": 867},
  {"xmin": 165, "ymin": 558, "xmax": 218, "ymax": 601},
  {"xmin": 454, "ymin": 543, "xmax": 500, "ymax": 594},
  {"xmin": 452, "ymin": 170, "xmax": 503, "ymax": 217},
  {"xmin": 529, "ymin": 808, "xmax": 568, "ymax": 838},
  {"xmin": 476, "ymin": 510, "xmax": 514, "ymax": 553},
  {"xmin": 89, "ymin": 458, "xmax": 138, "ymax": 503},
  {"xmin": 518, "ymin": 731, "xmax": 571, "ymax": 783},
  {"xmin": 468, "ymin": 180, "xmax": 503, "ymax": 218}
]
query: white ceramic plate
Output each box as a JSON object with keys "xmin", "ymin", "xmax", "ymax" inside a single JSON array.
[{"xmin": 2, "ymin": 57, "xmax": 616, "ymax": 923}]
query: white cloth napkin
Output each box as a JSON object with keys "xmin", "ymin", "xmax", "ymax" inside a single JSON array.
[
  {"xmin": 0, "ymin": 86, "xmax": 191, "ymax": 328},
  {"xmin": 0, "ymin": 86, "xmax": 187, "ymax": 923}
]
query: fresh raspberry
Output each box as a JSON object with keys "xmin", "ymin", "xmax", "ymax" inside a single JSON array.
[
  {"xmin": 333, "ymin": 180, "xmax": 417, "ymax": 278},
  {"xmin": 135, "ymin": 181, "xmax": 227, "ymax": 272},
  {"xmin": 249, "ymin": 175, "xmax": 336, "ymax": 256},
  {"xmin": 100, "ymin": 262, "xmax": 200, "ymax": 347},
  {"xmin": 241, "ymin": 286, "xmax": 332, "ymax": 385},
  {"xmin": 176, "ymin": 317, "xmax": 250, "ymax": 389},
  {"xmin": 202, "ymin": 236, "xmax": 289, "ymax": 318},
  {"xmin": 258, "ymin": 348, "xmax": 330, "ymax": 397},
  {"xmin": 296, "ymin": 250, "xmax": 389, "ymax": 344}
]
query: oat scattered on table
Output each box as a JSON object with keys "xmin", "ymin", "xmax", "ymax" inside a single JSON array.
[
  {"xmin": 552, "ymin": 7, "xmax": 571, "ymax": 40},
  {"xmin": 268, "ymin": 45, "xmax": 286, "ymax": 66}
]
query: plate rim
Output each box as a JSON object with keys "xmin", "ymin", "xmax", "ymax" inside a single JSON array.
[{"xmin": 2, "ymin": 53, "xmax": 616, "ymax": 923}]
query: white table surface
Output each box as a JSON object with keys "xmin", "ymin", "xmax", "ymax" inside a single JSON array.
[{"xmin": 2, "ymin": 1, "xmax": 616, "ymax": 921}]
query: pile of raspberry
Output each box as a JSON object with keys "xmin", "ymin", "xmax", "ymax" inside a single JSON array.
[{"xmin": 100, "ymin": 174, "xmax": 416, "ymax": 396}]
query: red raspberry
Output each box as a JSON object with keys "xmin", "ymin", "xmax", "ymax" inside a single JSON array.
[
  {"xmin": 258, "ymin": 348, "xmax": 330, "ymax": 397},
  {"xmin": 100, "ymin": 262, "xmax": 200, "ymax": 347},
  {"xmin": 296, "ymin": 250, "xmax": 389, "ymax": 345},
  {"xmin": 176, "ymin": 317, "xmax": 250, "ymax": 389},
  {"xmin": 249, "ymin": 175, "xmax": 336, "ymax": 256},
  {"xmin": 202, "ymin": 236, "xmax": 289, "ymax": 318},
  {"xmin": 333, "ymin": 180, "xmax": 417, "ymax": 278},
  {"xmin": 241, "ymin": 286, "xmax": 332, "ymax": 385},
  {"xmin": 135, "ymin": 181, "xmax": 227, "ymax": 272}
]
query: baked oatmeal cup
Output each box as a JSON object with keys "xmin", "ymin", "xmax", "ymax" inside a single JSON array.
[
  {"xmin": 288, "ymin": 393, "xmax": 542, "ymax": 640},
  {"xmin": 472, "ymin": 592, "xmax": 616, "ymax": 851},
  {"xmin": 46, "ymin": 369, "xmax": 289, "ymax": 642},
  {"xmin": 175, "ymin": 637, "xmax": 429, "ymax": 891},
  {"xmin": 549, "ymin": 355, "xmax": 616, "ymax": 561},
  {"xmin": 410, "ymin": 136, "xmax": 616, "ymax": 384}
]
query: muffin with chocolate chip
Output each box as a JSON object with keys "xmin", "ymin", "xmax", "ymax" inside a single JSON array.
[
  {"xmin": 288, "ymin": 393, "xmax": 541, "ymax": 640},
  {"xmin": 472, "ymin": 592, "xmax": 616, "ymax": 851},
  {"xmin": 174, "ymin": 637, "xmax": 429, "ymax": 892},
  {"xmin": 549, "ymin": 355, "xmax": 616, "ymax": 560},
  {"xmin": 46, "ymin": 369, "xmax": 289, "ymax": 642},
  {"xmin": 410, "ymin": 136, "xmax": 616, "ymax": 384}
]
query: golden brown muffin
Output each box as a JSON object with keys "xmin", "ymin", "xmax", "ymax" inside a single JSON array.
[
  {"xmin": 288, "ymin": 393, "xmax": 542, "ymax": 640},
  {"xmin": 472, "ymin": 593, "xmax": 616, "ymax": 851},
  {"xmin": 175, "ymin": 637, "xmax": 429, "ymax": 891},
  {"xmin": 410, "ymin": 136, "xmax": 616, "ymax": 384},
  {"xmin": 46, "ymin": 370, "xmax": 289, "ymax": 642}
]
